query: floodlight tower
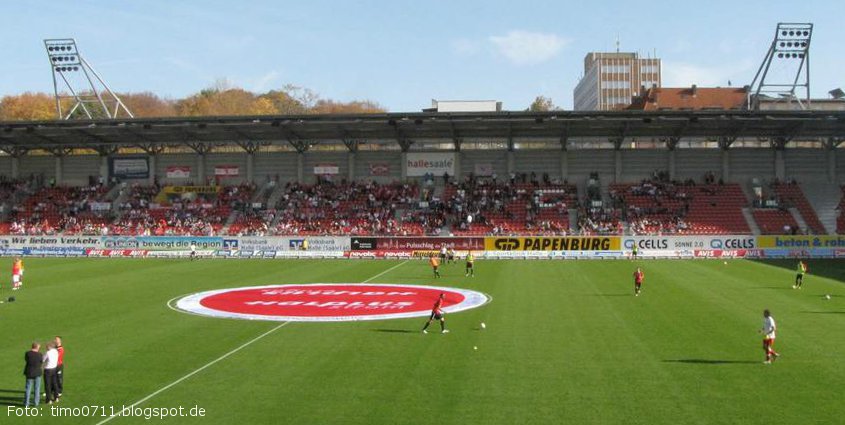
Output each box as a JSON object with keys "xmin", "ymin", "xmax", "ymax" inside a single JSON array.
[
  {"xmin": 43, "ymin": 38, "xmax": 134, "ymax": 120},
  {"xmin": 748, "ymin": 23, "xmax": 813, "ymax": 110}
]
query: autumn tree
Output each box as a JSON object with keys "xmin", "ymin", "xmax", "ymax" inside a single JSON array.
[
  {"xmin": 175, "ymin": 87, "xmax": 276, "ymax": 116},
  {"xmin": 259, "ymin": 89, "xmax": 307, "ymax": 115},
  {"xmin": 0, "ymin": 92, "xmax": 60, "ymax": 121},
  {"xmin": 309, "ymin": 99, "xmax": 386, "ymax": 114},
  {"xmin": 118, "ymin": 92, "xmax": 175, "ymax": 118},
  {"xmin": 528, "ymin": 96, "xmax": 556, "ymax": 112}
]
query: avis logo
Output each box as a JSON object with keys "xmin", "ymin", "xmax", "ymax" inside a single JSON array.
[{"xmin": 494, "ymin": 238, "xmax": 521, "ymax": 250}]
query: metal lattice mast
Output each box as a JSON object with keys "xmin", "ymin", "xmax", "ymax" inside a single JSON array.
[
  {"xmin": 43, "ymin": 38, "xmax": 134, "ymax": 120},
  {"xmin": 748, "ymin": 23, "xmax": 813, "ymax": 110}
]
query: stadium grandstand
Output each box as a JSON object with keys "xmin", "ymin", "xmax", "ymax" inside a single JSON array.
[{"xmin": 1, "ymin": 109, "xmax": 844, "ymax": 237}]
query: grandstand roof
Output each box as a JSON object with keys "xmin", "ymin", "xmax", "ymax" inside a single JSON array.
[{"xmin": 1, "ymin": 110, "xmax": 844, "ymax": 150}]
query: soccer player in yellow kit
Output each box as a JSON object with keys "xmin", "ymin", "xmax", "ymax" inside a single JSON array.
[{"xmin": 465, "ymin": 251, "xmax": 475, "ymax": 277}]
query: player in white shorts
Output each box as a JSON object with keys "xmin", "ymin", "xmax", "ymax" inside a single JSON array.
[{"xmin": 760, "ymin": 309, "xmax": 779, "ymax": 364}]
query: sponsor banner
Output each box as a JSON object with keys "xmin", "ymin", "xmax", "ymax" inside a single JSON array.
[
  {"xmin": 351, "ymin": 237, "xmax": 378, "ymax": 250},
  {"xmin": 166, "ymin": 166, "xmax": 191, "ymax": 179},
  {"xmin": 237, "ymin": 237, "xmax": 350, "ymax": 252},
  {"xmin": 85, "ymin": 249, "xmax": 149, "ymax": 257},
  {"xmin": 484, "ymin": 237, "xmax": 620, "ymax": 251},
  {"xmin": 110, "ymin": 157, "xmax": 149, "ymax": 179},
  {"xmin": 314, "ymin": 164, "xmax": 339, "ymax": 175},
  {"xmin": 622, "ymin": 236, "xmax": 757, "ymax": 251},
  {"xmin": 343, "ymin": 251, "xmax": 417, "ymax": 259},
  {"xmin": 273, "ymin": 251, "xmax": 346, "ymax": 259},
  {"xmin": 23, "ymin": 247, "xmax": 87, "ymax": 256},
  {"xmin": 835, "ymin": 249, "xmax": 845, "ymax": 259},
  {"xmin": 101, "ymin": 236, "xmax": 224, "ymax": 251},
  {"xmin": 173, "ymin": 283, "xmax": 490, "ymax": 322},
  {"xmin": 369, "ymin": 163, "xmax": 390, "ymax": 176},
  {"xmin": 473, "ymin": 163, "xmax": 494, "ymax": 177},
  {"xmin": 694, "ymin": 250, "xmax": 748, "ymax": 258},
  {"xmin": 214, "ymin": 165, "xmax": 239, "ymax": 176},
  {"xmin": 352, "ymin": 237, "xmax": 484, "ymax": 251},
  {"xmin": 757, "ymin": 235, "xmax": 845, "ymax": 249},
  {"xmin": 0, "ymin": 236, "xmax": 103, "ymax": 249},
  {"xmin": 406, "ymin": 152, "xmax": 455, "ymax": 177}
]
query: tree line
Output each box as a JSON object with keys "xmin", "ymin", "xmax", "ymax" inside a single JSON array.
[
  {"xmin": 0, "ymin": 81, "xmax": 560, "ymax": 120},
  {"xmin": 0, "ymin": 81, "xmax": 385, "ymax": 121}
]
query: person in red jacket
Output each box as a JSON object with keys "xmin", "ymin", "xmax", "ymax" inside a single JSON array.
[
  {"xmin": 422, "ymin": 294, "xmax": 449, "ymax": 334},
  {"xmin": 633, "ymin": 267, "xmax": 644, "ymax": 297}
]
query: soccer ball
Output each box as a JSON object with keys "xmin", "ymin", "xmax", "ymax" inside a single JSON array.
[
  {"xmin": 723, "ymin": 261, "xmax": 728, "ymax": 265},
  {"xmin": 473, "ymin": 346, "xmax": 478, "ymax": 350},
  {"xmin": 480, "ymin": 322, "xmax": 486, "ymax": 329},
  {"xmin": 825, "ymin": 294, "xmax": 831, "ymax": 300}
]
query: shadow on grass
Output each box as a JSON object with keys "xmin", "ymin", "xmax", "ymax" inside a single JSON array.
[
  {"xmin": 749, "ymin": 286, "xmax": 793, "ymax": 290},
  {"xmin": 0, "ymin": 389, "xmax": 24, "ymax": 394},
  {"xmin": 0, "ymin": 396, "xmax": 24, "ymax": 407},
  {"xmin": 662, "ymin": 359, "xmax": 759, "ymax": 365},
  {"xmin": 370, "ymin": 329, "xmax": 417, "ymax": 334},
  {"xmin": 800, "ymin": 311, "xmax": 845, "ymax": 314},
  {"xmin": 582, "ymin": 294, "xmax": 632, "ymax": 297},
  {"xmin": 748, "ymin": 259, "xmax": 845, "ymax": 284}
]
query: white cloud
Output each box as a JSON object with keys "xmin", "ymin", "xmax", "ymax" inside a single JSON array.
[
  {"xmin": 489, "ymin": 30, "xmax": 570, "ymax": 66},
  {"xmin": 450, "ymin": 38, "xmax": 480, "ymax": 56},
  {"xmin": 251, "ymin": 70, "xmax": 280, "ymax": 92}
]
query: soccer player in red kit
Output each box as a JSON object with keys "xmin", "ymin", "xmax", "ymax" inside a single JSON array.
[
  {"xmin": 633, "ymin": 267, "xmax": 644, "ymax": 296},
  {"xmin": 422, "ymin": 293, "xmax": 449, "ymax": 334}
]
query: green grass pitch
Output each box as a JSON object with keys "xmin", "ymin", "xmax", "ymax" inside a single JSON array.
[{"xmin": 1, "ymin": 258, "xmax": 844, "ymax": 424}]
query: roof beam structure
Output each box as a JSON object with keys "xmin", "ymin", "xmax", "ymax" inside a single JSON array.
[{"xmin": 0, "ymin": 111, "xmax": 843, "ymax": 151}]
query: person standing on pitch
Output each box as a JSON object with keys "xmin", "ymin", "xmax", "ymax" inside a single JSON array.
[
  {"xmin": 189, "ymin": 243, "xmax": 197, "ymax": 261},
  {"xmin": 42, "ymin": 342, "xmax": 60, "ymax": 404},
  {"xmin": 465, "ymin": 251, "xmax": 475, "ymax": 277},
  {"xmin": 631, "ymin": 243, "xmax": 638, "ymax": 260},
  {"xmin": 422, "ymin": 293, "xmax": 449, "ymax": 334},
  {"xmin": 11, "ymin": 256, "xmax": 22, "ymax": 290},
  {"xmin": 54, "ymin": 336, "xmax": 65, "ymax": 397},
  {"xmin": 760, "ymin": 309, "xmax": 779, "ymax": 364},
  {"xmin": 23, "ymin": 342, "xmax": 42, "ymax": 408},
  {"xmin": 793, "ymin": 261, "xmax": 807, "ymax": 289},
  {"xmin": 429, "ymin": 254, "xmax": 441, "ymax": 278},
  {"xmin": 633, "ymin": 267, "xmax": 644, "ymax": 296}
]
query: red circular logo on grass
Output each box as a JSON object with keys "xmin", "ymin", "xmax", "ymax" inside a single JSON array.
[{"xmin": 173, "ymin": 284, "xmax": 490, "ymax": 322}]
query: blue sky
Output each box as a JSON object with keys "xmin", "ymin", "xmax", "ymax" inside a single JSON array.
[{"xmin": 3, "ymin": 0, "xmax": 843, "ymax": 111}]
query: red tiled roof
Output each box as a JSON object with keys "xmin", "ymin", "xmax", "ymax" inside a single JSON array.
[{"xmin": 628, "ymin": 86, "xmax": 747, "ymax": 111}]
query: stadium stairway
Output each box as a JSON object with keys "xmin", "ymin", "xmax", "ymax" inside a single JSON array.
[
  {"xmin": 568, "ymin": 208, "xmax": 578, "ymax": 234},
  {"xmin": 264, "ymin": 181, "xmax": 286, "ymax": 210},
  {"xmin": 788, "ymin": 207, "xmax": 809, "ymax": 233},
  {"xmin": 104, "ymin": 183, "xmax": 123, "ymax": 201},
  {"xmin": 742, "ymin": 208, "xmax": 761, "ymax": 235},
  {"xmin": 111, "ymin": 184, "xmax": 130, "ymax": 217},
  {"xmin": 801, "ymin": 182, "xmax": 839, "ymax": 234},
  {"xmin": 219, "ymin": 210, "xmax": 239, "ymax": 235}
]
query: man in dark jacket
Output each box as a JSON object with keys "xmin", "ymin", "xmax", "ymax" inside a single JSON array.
[{"xmin": 24, "ymin": 342, "xmax": 42, "ymax": 407}]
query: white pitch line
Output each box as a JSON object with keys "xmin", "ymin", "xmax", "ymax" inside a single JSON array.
[
  {"xmin": 361, "ymin": 259, "xmax": 408, "ymax": 283},
  {"xmin": 95, "ymin": 260, "xmax": 408, "ymax": 425}
]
